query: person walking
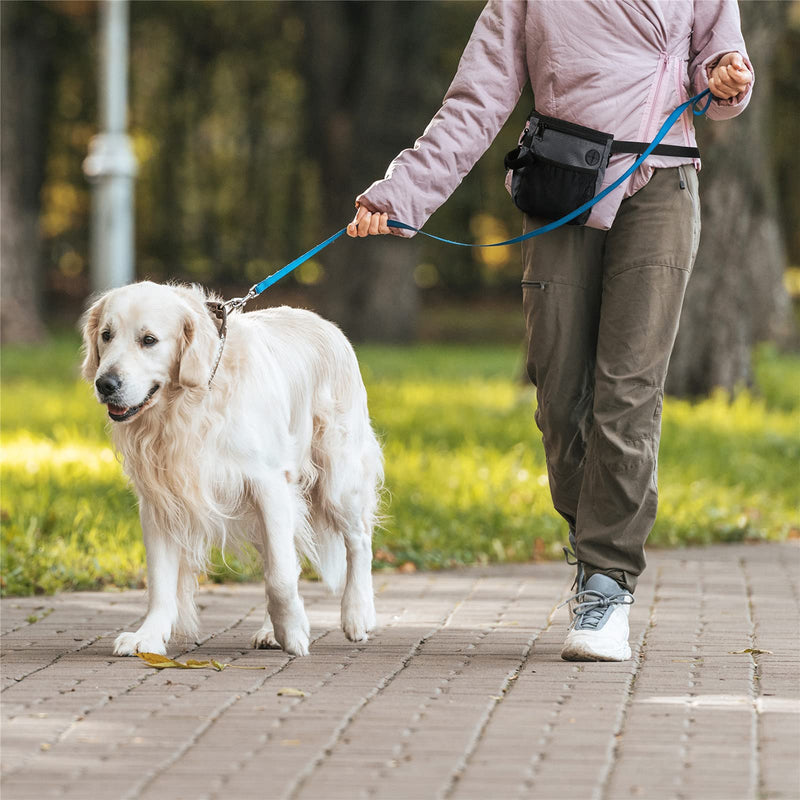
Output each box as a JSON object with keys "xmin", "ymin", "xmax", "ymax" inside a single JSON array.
[{"xmin": 347, "ymin": 0, "xmax": 753, "ymax": 661}]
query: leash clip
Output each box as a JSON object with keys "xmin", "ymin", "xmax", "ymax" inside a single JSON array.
[
  {"xmin": 204, "ymin": 285, "xmax": 260, "ymax": 388},
  {"xmin": 221, "ymin": 286, "xmax": 258, "ymax": 315}
]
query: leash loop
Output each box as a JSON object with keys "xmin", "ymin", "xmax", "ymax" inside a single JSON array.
[{"xmin": 693, "ymin": 91, "xmax": 713, "ymax": 116}]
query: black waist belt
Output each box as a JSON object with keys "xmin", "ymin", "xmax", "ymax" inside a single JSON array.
[{"xmin": 611, "ymin": 141, "xmax": 700, "ymax": 158}]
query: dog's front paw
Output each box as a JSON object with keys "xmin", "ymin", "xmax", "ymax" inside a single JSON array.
[
  {"xmin": 251, "ymin": 628, "xmax": 281, "ymax": 650},
  {"xmin": 113, "ymin": 630, "xmax": 168, "ymax": 656},
  {"xmin": 272, "ymin": 624, "xmax": 310, "ymax": 657},
  {"xmin": 341, "ymin": 597, "xmax": 377, "ymax": 643}
]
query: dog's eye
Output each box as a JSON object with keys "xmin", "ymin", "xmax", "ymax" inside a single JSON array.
[
  {"xmin": 142, "ymin": 335, "xmax": 158, "ymax": 347},
  {"xmin": 101, "ymin": 330, "xmax": 112, "ymax": 342}
]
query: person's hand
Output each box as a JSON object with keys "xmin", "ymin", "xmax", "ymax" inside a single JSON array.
[
  {"xmin": 347, "ymin": 204, "xmax": 391, "ymax": 238},
  {"xmin": 708, "ymin": 52, "xmax": 752, "ymax": 100}
]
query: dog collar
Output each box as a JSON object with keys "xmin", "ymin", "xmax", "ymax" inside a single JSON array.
[{"xmin": 205, "ymin": 301, "xmax": 228, "ymax": 388}]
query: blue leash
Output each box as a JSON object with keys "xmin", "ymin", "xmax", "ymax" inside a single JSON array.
[
  {"xmin": 387, "ymin": 88, "xmax": 711, "ymax": 245},
  {"xmin": 225, "ymin": 88, "xmax": 711, "ymax": 308}
]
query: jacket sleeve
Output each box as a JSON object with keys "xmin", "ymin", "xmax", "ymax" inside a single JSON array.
[
  {"xmin": 357, "ymin": 0, "xmax": 528, "ymax": 236},
  {"xmin": 689, "ymin": 0, "xmax": 753, "ymax": 121}
]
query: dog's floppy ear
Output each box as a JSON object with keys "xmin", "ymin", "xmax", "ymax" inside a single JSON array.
[
  {"xmin": 80, "ymin": 294, "xmax": 107, "ymax": 381},
  {"xmin": 178, "ymin": 304, "xmax": 220, "ymax": 389}
]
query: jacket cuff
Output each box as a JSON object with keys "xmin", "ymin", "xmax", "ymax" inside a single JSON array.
[
  {"xmin": 698, "ymin": 50, "xmax": 754, "ymax": 117},
  {"xmin": 356, "ymin": 184, "xmax": 416, "ymax": 238}
]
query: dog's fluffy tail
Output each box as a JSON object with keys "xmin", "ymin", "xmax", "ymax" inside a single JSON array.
[
  {"xmin": 314, "ymin": 532, "xmax": 347, "ymax": 595},
  {"xmin": 295, "ymin": 521, "xmax": 346, "ymax": 595}
]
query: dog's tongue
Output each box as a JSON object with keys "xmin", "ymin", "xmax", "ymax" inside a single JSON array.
[{"xmin": 108, "ymin": 404, "xmax": 128, "ymax": 415}]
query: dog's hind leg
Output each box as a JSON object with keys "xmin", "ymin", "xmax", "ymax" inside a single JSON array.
[
  {"xmin": 174, "ymin": 563, "xmax": 200, "ymax": 643},
  {"xmin": 114, "ymin": 501, "xmax": 180, "ymax": 656},
  {"xmin": 334, "ymin": 457, "xmax": 380, "ymax": 642},
  {"xmin": 341, "ymin": 510, "xmax": 377, "ymax": 642},
  {"xmin": 251, "ymin": 472, "xmax": 311, "ymax": 656},
  {"xmin": 312, "ymin": 411, "xmax": 381, "ymax": 643},
  {"xmin": 250, "ymin": 565, "xmax": 281, "ymax": 651}
]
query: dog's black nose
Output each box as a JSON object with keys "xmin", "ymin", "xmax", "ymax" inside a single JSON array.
[{"xmin": 96, "ymin": 373, "xmax": 122, "ymax": 397}]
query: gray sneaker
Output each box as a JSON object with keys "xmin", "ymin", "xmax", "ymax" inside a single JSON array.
[{"xmin": 560, "ymin": 573, "xmax": 634, "ymax": 662}]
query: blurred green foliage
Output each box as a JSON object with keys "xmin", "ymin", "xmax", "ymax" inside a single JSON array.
[
  {"xmin": 36, "ymin": 0, "xmax": 533, "ymax": 309},
  {"xmin": 32, "ymin": 0, "xmax": 800, "ymax": 314},
  {"xmin": 3, "ymin": 3, "xmax": 799, "ymax": 596},
  {"xmin": 2, "ymin": 334, "xmax": 797, "ymax": 595}
]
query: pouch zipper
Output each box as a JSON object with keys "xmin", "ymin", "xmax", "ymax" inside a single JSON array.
[
  {"xmin": 521, "ymin": 280, "xmax": 548, "ymax": 290},
  {"xmin": 519, "ymin": 118, "xmax": 531, "ymax": 146},
  {"xmin": 523, "ymin": 110, "xmax": 613, "ymax": 148}
]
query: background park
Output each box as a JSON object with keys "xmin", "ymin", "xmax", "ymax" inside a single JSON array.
[
  {"xmin": 1, "ymin": 0, "xmax": 799, "ymax": 597},
  {"xmin": 2, "ymin": 4, "xmax": 800, "ymax": 799}
]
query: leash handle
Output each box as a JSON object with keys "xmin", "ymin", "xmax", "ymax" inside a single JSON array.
[{"xmin": 387, "ymin": 88, "xmax": 712, "ymax": 247}]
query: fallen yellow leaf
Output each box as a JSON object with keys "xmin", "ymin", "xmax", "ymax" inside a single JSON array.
[
  {"xmin": 137, "ymin": 653, "xmax": 200, "ymax": 669},
  {"xmin": 137, "ymin": 652, "xmax": 268, "ymax": 671}
]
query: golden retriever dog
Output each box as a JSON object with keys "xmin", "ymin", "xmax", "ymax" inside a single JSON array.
[{"xmin": 81, "ymin": 281, "xmax": 383, "ymax": 657}]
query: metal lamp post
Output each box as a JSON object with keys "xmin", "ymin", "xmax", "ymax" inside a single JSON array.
[{"xmin": 83, "ymin": 0, "xmax": 137, "ymax": 293}]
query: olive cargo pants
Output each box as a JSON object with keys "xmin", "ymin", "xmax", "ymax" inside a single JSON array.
[{"xmin": 522, "ymin": 167, "xmax": 701, "ymax": 592}]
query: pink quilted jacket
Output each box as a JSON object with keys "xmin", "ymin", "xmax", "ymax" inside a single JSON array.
[{"xmin": 357, "ymin": 0, "xmax": 752, "ymax": 233}]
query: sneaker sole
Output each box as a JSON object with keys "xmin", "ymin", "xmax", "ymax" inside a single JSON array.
[{"xmin": 560, "ymin": 638, "xmax": 632, "ymax": 662}]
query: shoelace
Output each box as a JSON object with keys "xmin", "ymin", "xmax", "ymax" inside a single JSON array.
[
  {"xmin": 562, "ymin": 544, "xmax": 584, "ymax": 594},
  {"xmin": 558, "ymin": 588, "xmax": 634, "ymax": 630}
]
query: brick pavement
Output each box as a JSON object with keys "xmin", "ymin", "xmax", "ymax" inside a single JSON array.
[{"xmin": 1, "ymin": 543, "xmax": 798, "ymax": 800}]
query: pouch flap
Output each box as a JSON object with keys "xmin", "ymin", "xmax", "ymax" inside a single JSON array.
[{"xmin": 525, "ymin": 112, "xmax": 614, "ymax": 172}]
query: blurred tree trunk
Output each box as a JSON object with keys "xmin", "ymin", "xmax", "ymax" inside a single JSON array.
[
  {"xmin": 667, "ymin": 1, "xmax": 791, "ymax": 396},
  {"xmin": 1, "ymin": 4, "xmax": 52, "ymax": 343},
  {"xmin": 300, "ymin": 1, "xmax": 436, "ymax": 341}
]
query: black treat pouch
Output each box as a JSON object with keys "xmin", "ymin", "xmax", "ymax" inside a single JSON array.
[{"xmin": 504, "ymin": 111, "xmax": 614, "ymax": 226}]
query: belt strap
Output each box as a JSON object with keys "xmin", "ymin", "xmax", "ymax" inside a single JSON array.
[{"xmin": 611, "ymin": 141, "xmax": 700, "ymax": 158}]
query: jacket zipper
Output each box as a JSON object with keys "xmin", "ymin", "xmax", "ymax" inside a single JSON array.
[
  {"xmin": 674, "ymin": 56, "xmax": 695, "ymax": 152},
  {"xmin": 639, "ymin": 53, "xmax": 670, "ymax": 143},
  {"xmin": 521, "ymin": 280, "xmax": 547, "ymax": 290}
]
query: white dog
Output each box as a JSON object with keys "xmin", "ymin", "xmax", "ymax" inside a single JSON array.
[{"xmin": 81, "ymin": 281, "xmax": 383, "ymax": 657}]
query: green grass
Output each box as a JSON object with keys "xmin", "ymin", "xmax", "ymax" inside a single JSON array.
[{"xmin": 2, "ymin": 334, "xmax": 798, "ymax": 595}]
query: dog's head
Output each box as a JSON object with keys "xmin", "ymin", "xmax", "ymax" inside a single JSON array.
[{"xmin": 81, "ymin": 282, "xmax": 220, "ymax": 423}]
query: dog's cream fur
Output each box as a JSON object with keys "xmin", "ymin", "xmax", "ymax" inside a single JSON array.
[{"xmin": 81, "ymin": 281, "xmax": 383, "ymax": 656}]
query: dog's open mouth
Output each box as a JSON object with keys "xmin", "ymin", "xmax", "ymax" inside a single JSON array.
[{"xmin": 107, "ymin": 384, "xmax": 160, "ymax": 422}]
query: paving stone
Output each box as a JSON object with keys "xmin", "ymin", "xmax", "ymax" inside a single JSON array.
[{"xmin": 1, "ymin": 544, "xmax": 798, "ymax": 799}]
